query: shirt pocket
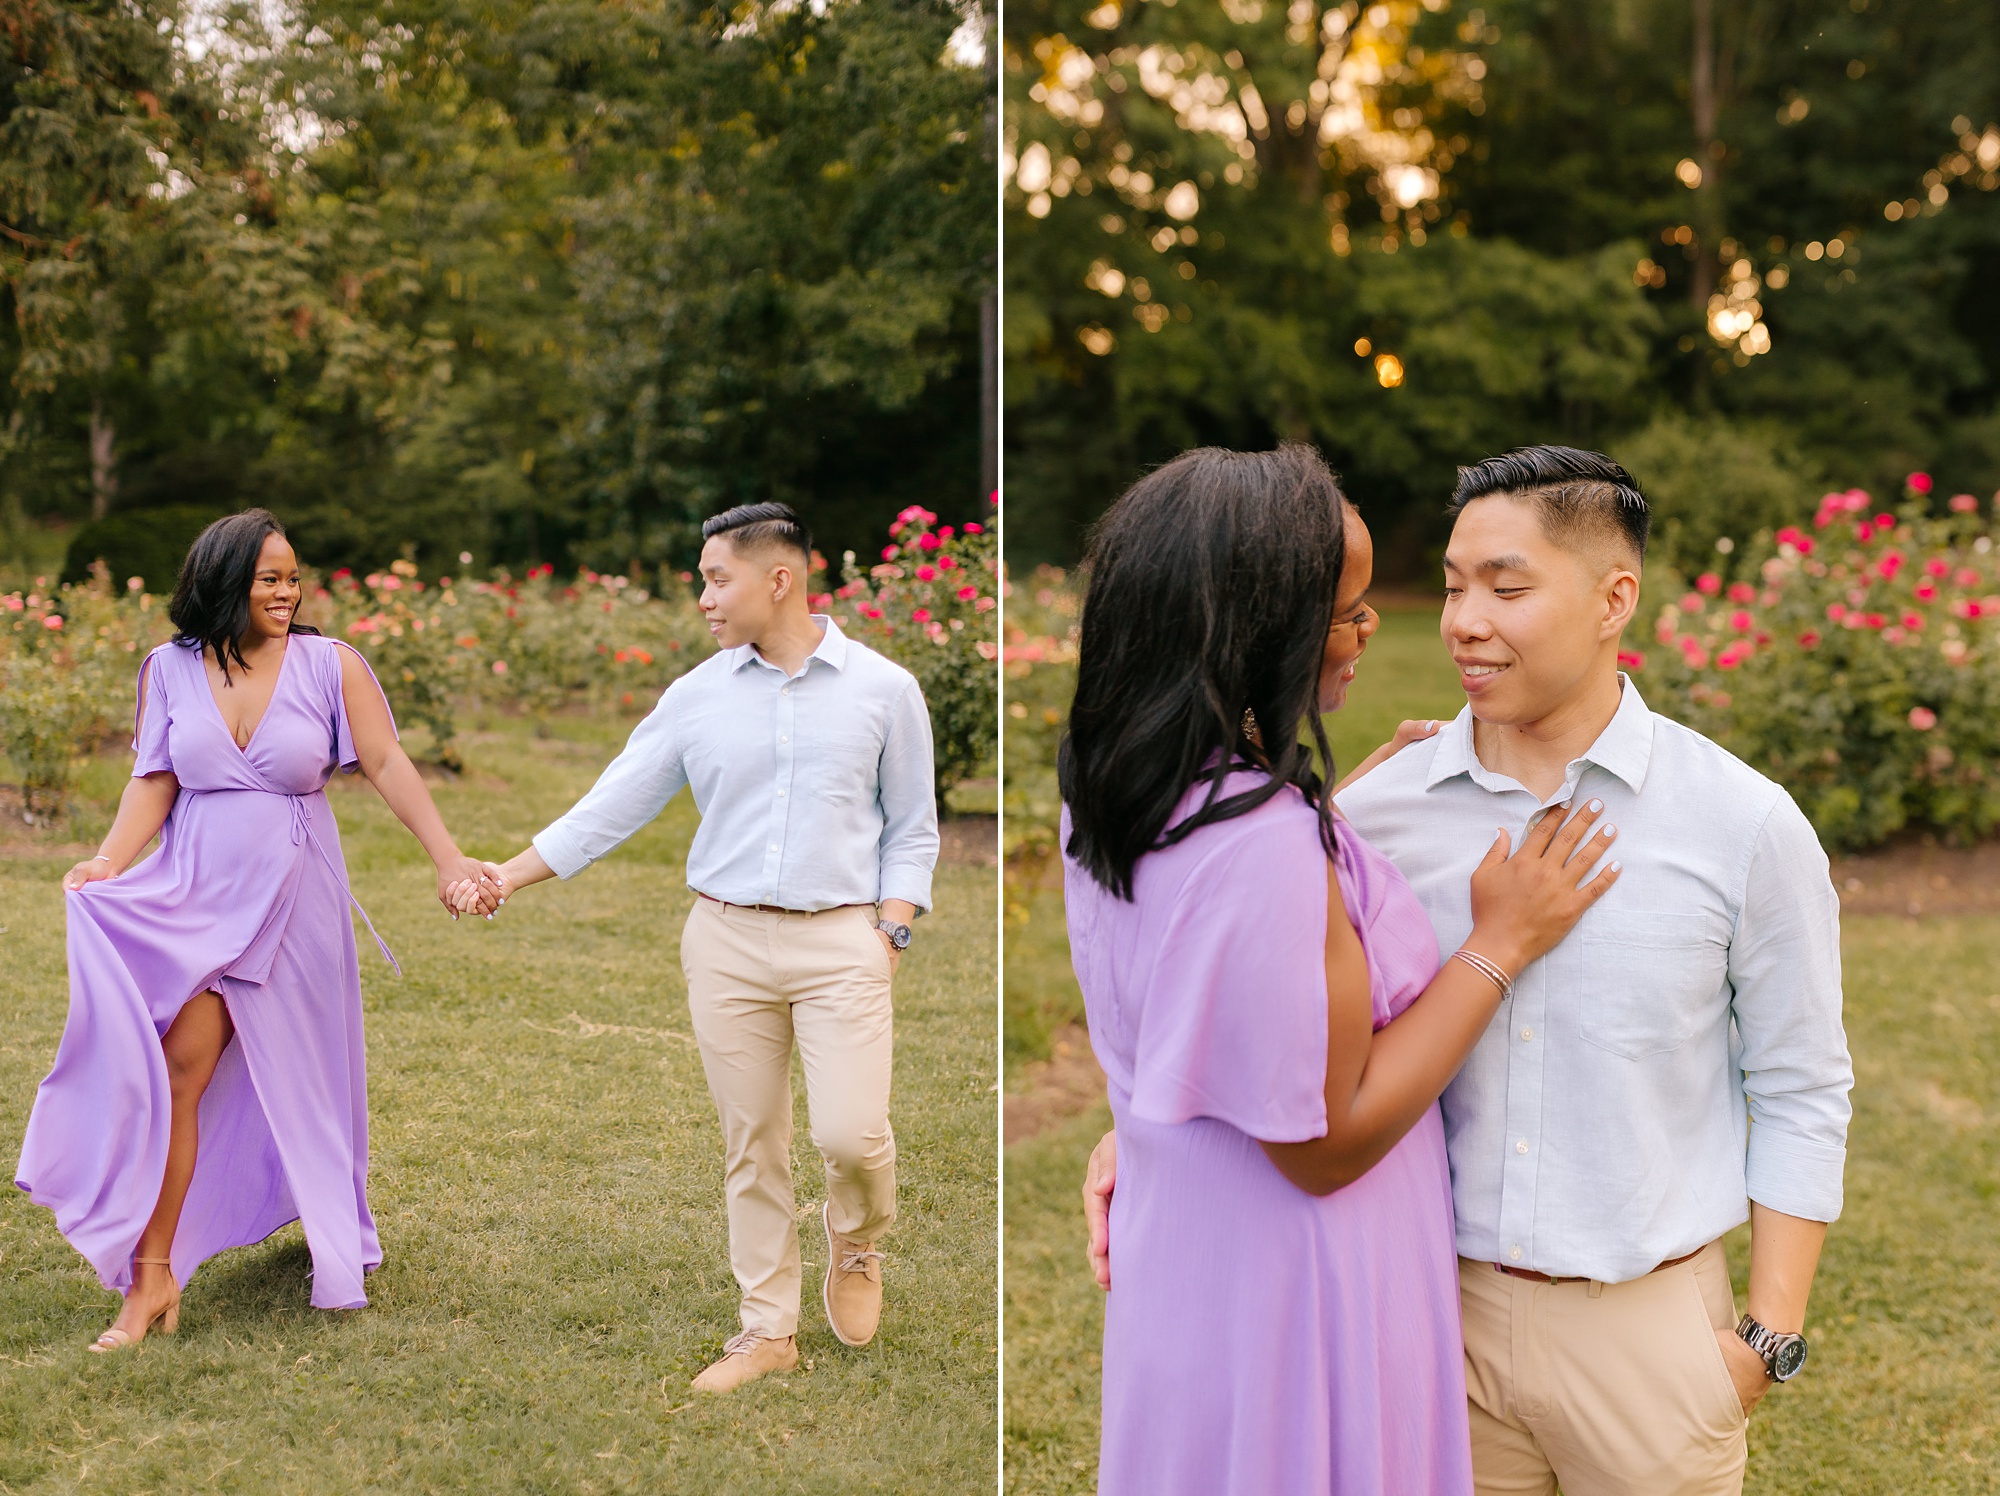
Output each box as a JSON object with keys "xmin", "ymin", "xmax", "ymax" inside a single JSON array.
[
  {"xmin": 1578, "ymin": 910, "xmax": 1729, "ymax": 1060},
  {"xmin": 813, "ymin": 728, "xmax": 884, "ymax": 807}
]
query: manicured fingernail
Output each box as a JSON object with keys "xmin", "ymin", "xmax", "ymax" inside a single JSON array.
[
  {"xmin": 1601, "ymin": 825, "xmax": 1616, "ymax": 838},
  {"xmin": 1587, "ymin": 799, "xmax": 1603, "ymax": 812},
  {"xmin": 1609, "ymin": 861, "xmax": 1622, "ymax": 872}
]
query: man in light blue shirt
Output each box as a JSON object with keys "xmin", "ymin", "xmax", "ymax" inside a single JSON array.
[
  {"xmin": 1335, "ymin": 447, "xmax": 1851, "ymax": 1495},
  {"xmin": 1085, "ymin": 446, "xmax": 1852, "ymax": 1495},
  {"xmin": 482, "ymin": 502, "xmax": 938, "ymax": 1393}
]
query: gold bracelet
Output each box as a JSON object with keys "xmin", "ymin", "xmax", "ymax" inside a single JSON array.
[{"xmin": 1451, "ymin": 947, "xmax": 1514, "ymax": 998}]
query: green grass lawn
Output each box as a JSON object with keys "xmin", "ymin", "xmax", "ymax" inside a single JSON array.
[
  {"xmin": 0, "ymin": 713, "xmax": 997, "ymax": 1493},
  {"xmin": 1002, "ymin": 606, "xmax": 2000, "ymax": 1493}
]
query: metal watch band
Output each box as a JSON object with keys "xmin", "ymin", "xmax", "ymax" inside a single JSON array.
[{"xmin": 1736, "ymin": 1313, "xmax": 1808, "ymax": 1381}]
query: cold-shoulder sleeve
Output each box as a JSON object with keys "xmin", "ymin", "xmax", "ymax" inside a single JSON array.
[
  {"xmin": 327, "ymin": 638, "xmax": 398, "ymax": 772},
  {"xmin": 131, "ymin": 647, "xmax": 176, "ymax": 777},
  {"xmin": 1127, "ymin": 808, "xmax": 1332, "ymax": 1142}
]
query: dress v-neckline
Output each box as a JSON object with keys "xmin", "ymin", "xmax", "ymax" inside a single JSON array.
[{"xmin": 200, "ymin": 638, "xmax": 292, "ymax": 756}]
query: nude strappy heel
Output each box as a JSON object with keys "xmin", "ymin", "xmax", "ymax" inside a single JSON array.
[{"xmin": 89, "ymin": 1256, "xmax": 180, "ymax": 1352}]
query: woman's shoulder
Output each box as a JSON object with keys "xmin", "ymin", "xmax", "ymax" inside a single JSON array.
[
  {"xmin": 1152, "ymin": 771, "xmax": 1326, "ymax": 890},
  {"xmin": 300, "ymin": 631, "xmax": 367, "ymax": 673},
  {"xmin": 139, "ymin": 638, "xmax": 193, "ymax": 685}
]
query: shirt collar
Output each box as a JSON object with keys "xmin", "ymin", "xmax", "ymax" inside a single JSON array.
[
  {"xmin": 729, "ymin": 615, "xmax": 849, "ymax": 676},
  {"xmin": 1426, "ymin": 673, "xmax": 1656, "ymax": 796}
]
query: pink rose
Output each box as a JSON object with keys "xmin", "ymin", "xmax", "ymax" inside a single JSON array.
[
  {"xmin": 964, "ymin": 522, "xmax": 984, "ymax": 534},
  {"xmin": 1617, "ymin": 650, "xmax": 1646, "ymax": 670},
  {"xmin": 918, "ymin": 533, "xmax": 942, "ymax": 552},
  {"xmin": 1727, "ymin": 582, "xmax": 1755, "ymax": 603},
  {"xmin": 1926, "ymin": 558, "xmax": 1950, "ymax": 578},
  {"xmin": 958, "ymin": 585, "xmax": 978, "ymax": 600},
  {"xmin": 1856, "ymin": 521, "xmax": 1875, "ymax": 543},
  {"xmin": 1902, "ymin": 611, "xmax": 1924, "ymax": 630},
  {"xmin": 1825, "ymin": 603, "xmax": 1847, "ymax": 622},
  {"xmin": 882, "ymin": 546, "xmax": 899, "ymax": 561},
  {"xmin": 1679, "ymin": 591, "xmax": 1705, "ymax": 612},
  {"xmin": 1949, "ymin": 493, "xmax": 1978, "ymax": 513},
  {"xmin": 42, "ymin": 613, "xmax": 62, "ymax": 630},
  {"xmin": 1957, "ymin": 568, "xmax": 1982, "ymax": 589},
  {"xmin": 1916, "ymin": 582, "xmax": 1938, "ymax": 601},
  {"xmin": 1798, "ymin": 630, "xmax": 1821, "ymax": 649},
  {"xmin": 1907, "ymin": 472, "xmax": 1933, "ymax": 495},
  {"xmin": 911, "ymin": 608, "xmax": 932, "ymax": 623},
  {"xmin": 1730, "ymin": 610, "xmax": 1753, "ymax": 631},
  {"xmin": 915, "ymin": 565, "xmax": 938, "ymax": 581},
  {"xmin": 1696, "ymin": 572, "xmax": 1721, "ymax": 596},
  {"xmin": 1909, "ymin": 706, "xmax": 1937, "ymax": 730},
  {"xmin": 492, "ymin": 660, "xmax": 509, "ymax": 674}
]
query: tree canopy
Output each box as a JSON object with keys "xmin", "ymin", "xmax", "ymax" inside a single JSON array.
[
  {"xmin": 2, "ymin": 0, "xmax": 994, "ymax": 582},
  {"xmin": 1003, "ymin": 0, "xmax": 2000, "ymax": 577}
]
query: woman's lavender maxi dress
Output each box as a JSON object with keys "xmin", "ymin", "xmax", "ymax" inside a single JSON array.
[
  {"xmin": 1065, "ymin": 772, "xmax": 1474, "ymax": 1496},
  {"xmin": 16, "ymin": 635, "xmax": 397, "ymax": 1311}
]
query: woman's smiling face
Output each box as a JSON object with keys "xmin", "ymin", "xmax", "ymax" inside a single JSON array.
[
  {"xmin": 1318, "ymin": 505, "xmax": 1379, "ymax": 713},
  {"xmin": 245, "ymin": 531, "xmax": 302, "ymax": 643}
]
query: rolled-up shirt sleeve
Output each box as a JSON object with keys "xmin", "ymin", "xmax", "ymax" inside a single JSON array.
[
  {"xmin": 531, "ymin": 685, "xmax": 690, "ymax": 879},
  {"xmin": 1730, "ymin": 795, "xmax": 1854, "ymax": 1222},
  {"xmin": 875, "ymin": 676, "xmax": 939, "ymax": 912}
]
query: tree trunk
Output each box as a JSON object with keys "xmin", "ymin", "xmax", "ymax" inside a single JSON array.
[
  {"xmin": 1690, "ymin": 0, "xmax": 1718, "ymax": 313},
  {"xmin": 980, "ymin": 288, "xmax": 997, "ymax": 500},
  {"xmin": 88, "ymin": 398, "xmax": 118, "ymax": 520}
]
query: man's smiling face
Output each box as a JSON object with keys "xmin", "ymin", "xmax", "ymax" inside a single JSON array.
[{"xmin": 1441, "ymin": 495, "xmax": 1637, "ymax": 728}]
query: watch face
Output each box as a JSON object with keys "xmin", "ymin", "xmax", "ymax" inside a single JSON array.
[{"xmin": 1772, "ymin": 1337, "xmax": 1808, "ymax": 1381}]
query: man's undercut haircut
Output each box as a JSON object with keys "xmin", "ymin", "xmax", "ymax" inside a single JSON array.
[
  {"xmin": 702, "ymin": 502, "xmax": 813, "ymax": 565},
  {"xmin": 1450, "ymin": 445, "xmax": 1650, "ymax": 565}
]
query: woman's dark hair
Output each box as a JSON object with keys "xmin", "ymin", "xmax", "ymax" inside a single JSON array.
[
  {"xmin": 1058, "ymin": 444, "xmax": 1350, "ymax": 899},
  {"xmin": 169, "ymin": 508, "xmax": 319, "ymax": 679}
]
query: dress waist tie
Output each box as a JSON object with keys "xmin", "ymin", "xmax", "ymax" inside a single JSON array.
[{"xmin": 289, "ymin": 795, "xmax": 401, "ymax": 976}]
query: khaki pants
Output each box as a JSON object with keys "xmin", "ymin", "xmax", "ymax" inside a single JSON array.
[
  {"xmin": 1460, "ymin": 1241, "xmax": 1749, "ymax": 1496},
  {"xmin": 681, "ymin": 898, "xmax": 897, "ymax": 1338}
]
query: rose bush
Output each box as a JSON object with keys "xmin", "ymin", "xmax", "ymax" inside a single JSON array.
[
  {"xmin": 1, "ymin": 570, "xmax": 175, "ymax": 816},
  {"xmin": 1, "ymin": 561, "xmax": 712, "ymax": 814},
  {"xmin": 1635, "ymin": 476, "xmax": 2000, "ymax": 850},
  {"xmin": 322, "ymin": 561, "xmax": 712, "ymax": 764},
  {"xmin": 824, "ymin": 500, "xmax": 1000, "ymax": 808},
  {"xmin": 6, "ymin": 507, "xmax": 1002, "ymax": 820}
]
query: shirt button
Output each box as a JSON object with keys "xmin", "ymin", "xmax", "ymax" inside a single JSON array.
[
  {"xmin": 769, "ymin": 844, "xmax": 778, "ymax": 852},
  {"xmin": 781, "ymin": 687, "xmax": 790, "ymax": 696},
  {"xmin": 1509, "ymin": 1245, "xmax": 1523, "ymax": 1262},
  {"xmin": 777, "ymin": 789, "xmax": 787, "ymax": 797},
  {"xmin": 1515, "ymin": 1139, "xmax": 1529, "ymax": 1154},
  {"xmin": 780, "ymin": 735, "xmax": 789, "ymax": 743},
  {"xmin": 1520, "ymin": 1026, "xmax": 1534, "ymax": 1041}
]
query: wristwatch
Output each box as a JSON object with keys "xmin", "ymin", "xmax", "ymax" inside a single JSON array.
[
  {"xmin": 1735, "ymin": 1314, "xmax": 1808, "ymax": 1382},
  {"xmin": 876, "ymin": 919, "xmax": 912, "ymax": 951}
]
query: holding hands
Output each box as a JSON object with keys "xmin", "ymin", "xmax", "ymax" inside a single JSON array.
[{"xmin": 440, "ymin": 859, "xmax": 509, "ymax": 920}]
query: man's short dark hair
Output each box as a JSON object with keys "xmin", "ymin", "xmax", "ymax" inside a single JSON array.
[
  {"xmin": 701, "ymin": 502, "xmax": 812, "ymax": 563},
  {"xmin": 1449, "ymin": 445, "xmax": 1650, "ymax": 564}
]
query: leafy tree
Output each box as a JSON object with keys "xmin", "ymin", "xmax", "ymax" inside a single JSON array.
[{"xmin": 1005, "ymin": 0, "xmax": 2000, "ymax": 572}]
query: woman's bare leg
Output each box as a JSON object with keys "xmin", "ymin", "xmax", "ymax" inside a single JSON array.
[{"xmin": 101, "ymin": 991, "xmax": 234, "ymax": 1343}]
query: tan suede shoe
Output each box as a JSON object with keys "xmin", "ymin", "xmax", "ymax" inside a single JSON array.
[
  {"xmin": 822, "ymin": 1201, "xmax": 886, "ymax": 1347},
  {"xmin": 690, "ymin": 1331, "xmax": 798, "ymax": 1393}
]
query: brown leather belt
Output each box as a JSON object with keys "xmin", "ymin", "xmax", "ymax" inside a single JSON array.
[
  {"xmin": 696, "ymin": 893, "xmax": 870, "ymax": 917},
  {"xmin": 1494, "ymin": 1247, "xmax": 1704, "ymax": 1286}
]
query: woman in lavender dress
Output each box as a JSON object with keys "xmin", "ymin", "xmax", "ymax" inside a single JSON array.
[
  {"xmin": 1058, "ymin": 447, "xmax": 1621, "ymax": 1494},
  {"xmin": 16, "ymin": 510, "xmax": 500, "ymax": 1351}
]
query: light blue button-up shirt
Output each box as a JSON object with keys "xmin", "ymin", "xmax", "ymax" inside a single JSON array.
[
  {"xmin": 1337, "ymin": 678, "xmax": 1852, "ymax": 1282},
  {"xmin": 533, "ymin": 617, "xmax": 939, "ymax": 911}
]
